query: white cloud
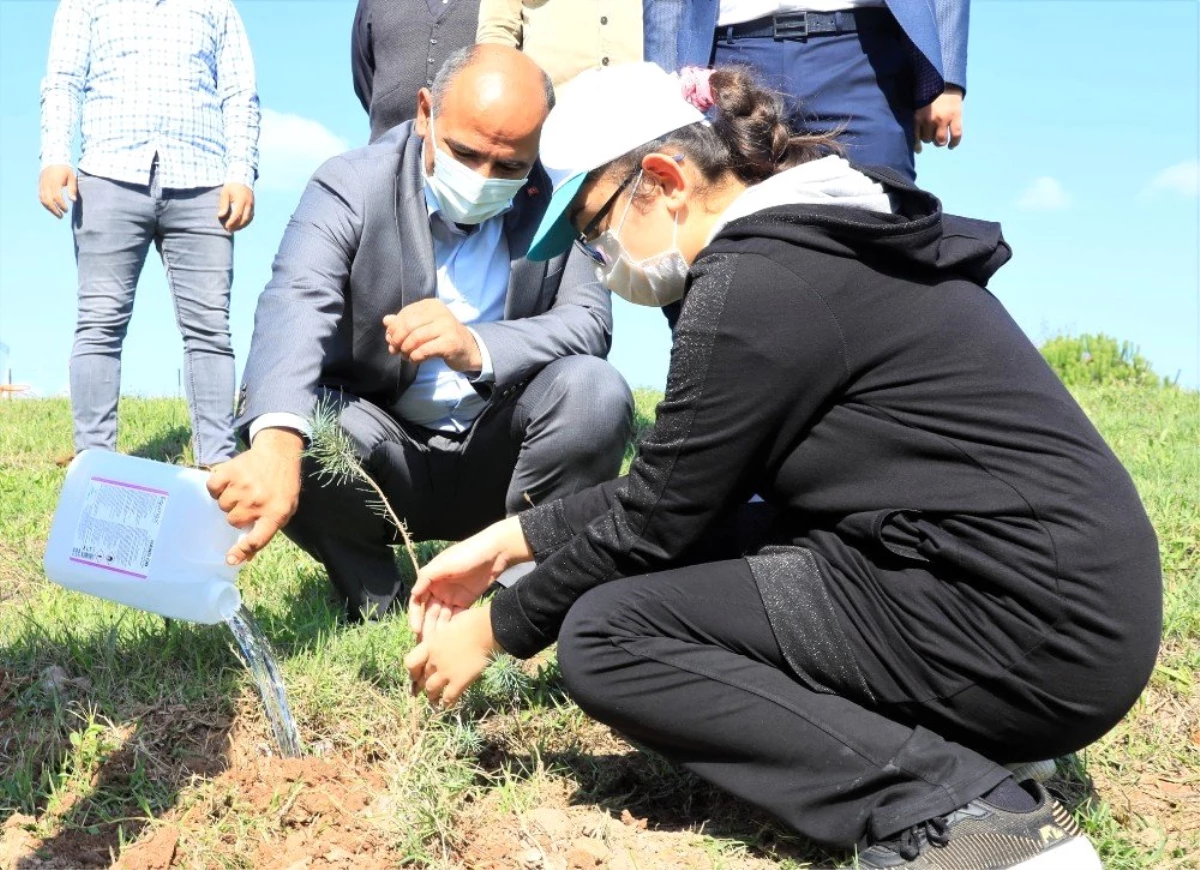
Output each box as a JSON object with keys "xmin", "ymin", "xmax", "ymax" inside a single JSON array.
[
  {"xmin": 1016, "ymin": 176, "xmax": 1069, "ymax": 211},
  {"xmin": 256, "ymin": 109, "xmax": 350, "ymax": 192},
  {"xmin": 1142, "ymin": 160, "xmax": 1200, "ymax": 199}
]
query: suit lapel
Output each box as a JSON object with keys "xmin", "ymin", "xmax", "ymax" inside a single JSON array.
[
  {"xmin": 502, "ymin": 165, "xmax": 552, "ymax": 319},
  {"xmin": 391, "ymin": 130, "xmax": 437, "ymax": 391},
  {"xmin": 392, "ymin": 149, "xmax": 554, "ymax": 321},
  {"xmin": 396, "ymin": 132, "xmax": 438, "ymax": 310}
]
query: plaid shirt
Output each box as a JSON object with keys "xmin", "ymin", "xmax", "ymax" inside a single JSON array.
[{"xmin": 40, "ymin": 0, "xmax": 260, "ymax": 189}]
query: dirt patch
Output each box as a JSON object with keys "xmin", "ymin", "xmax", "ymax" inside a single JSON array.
[
  {"xmin": 8, "ymin": 658, "xmax": 1198, "ymax": 870},
  {"xmin": 113, "ymin": 827, "xmax": 177, "ymax": 870},
  {"xmin": 0, "ymin": 815, "xmax": 40, "ymax": 870},
  {"xmin": 167, "ymin": 755, "xmax": 399, "ymax": 870},
  {"xmin": 1078, "ymin": 678, "xmax": 1200, "ymax": 860},
  {"xmin": 13, "ymin": 827, "xmax": 120, "ymax": 870},
  {"xmin": 460, "ymin": 714, "xmax": 836, "ymax": 869},
  {"xmin": 456, "ymin": 779, "xmax": 787, "ymax": 870},
  {"xmin": 0, "ymin": 691, "xmax": 233, "ymax": 870}
]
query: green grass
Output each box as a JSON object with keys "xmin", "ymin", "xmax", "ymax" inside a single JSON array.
[{"xmin": 0, "ymin": 386, "xmax": 1197, "ymax": 868}]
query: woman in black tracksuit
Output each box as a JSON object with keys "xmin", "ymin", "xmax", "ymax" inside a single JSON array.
[{"xmin": 403, "ymin": 62, "xmax": 1161, "ymax": 869}]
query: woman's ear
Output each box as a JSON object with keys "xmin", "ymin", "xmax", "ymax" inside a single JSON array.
[{"xmin": 640, "ymin": 152, "xmax": 689, "ymax": 212}]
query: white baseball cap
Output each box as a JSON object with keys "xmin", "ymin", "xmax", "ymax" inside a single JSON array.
[{"xmin": 527, "ymin": 62, "xmax": 707, "ymax": 262}]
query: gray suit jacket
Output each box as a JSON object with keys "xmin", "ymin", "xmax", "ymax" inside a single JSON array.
[{"xmin": 236, "ymin": 122, "xmax": 612, "ymax": 430}]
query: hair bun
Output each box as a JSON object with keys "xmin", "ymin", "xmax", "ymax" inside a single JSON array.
[{"xmin": 706, "ymin": 66, "xmax": 841, "ymax": 183}]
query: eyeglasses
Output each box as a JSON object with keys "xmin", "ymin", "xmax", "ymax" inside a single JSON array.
[
  {"xmin": 572, "ymin": 156, "xmax": 685, "ymax": 266},
  {"xmin": 573, "ymin": 170, "xmax": 638, "ymax": 266}
]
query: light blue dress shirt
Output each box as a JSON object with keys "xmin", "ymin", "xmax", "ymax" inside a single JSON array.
[{"xmin": 393, "ymin": 184, "xmax": 509, "ymax": 432}]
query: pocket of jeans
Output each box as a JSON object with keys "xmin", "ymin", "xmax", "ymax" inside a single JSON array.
[{"xmin": 72, "ymin": 172, "xmax": 94, "ymax": 229}]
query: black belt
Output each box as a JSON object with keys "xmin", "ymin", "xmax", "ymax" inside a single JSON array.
[{"xmin": 721, "ymin": 8, "xmax": 892, "ymax": 41}]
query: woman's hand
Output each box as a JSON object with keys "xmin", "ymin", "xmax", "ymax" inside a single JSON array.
[
  {"xmin": 405, "ymin": 604, "xmax": 499, "ymax": 708},
  {"xmin": 409, "ymin": 516, "xmax": 532, "ymax": 641}
]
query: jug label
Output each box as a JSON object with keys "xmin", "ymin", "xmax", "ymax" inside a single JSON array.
[{"xmin": 68, "ymin": 477, "xmax": 169, "ymax": 579}]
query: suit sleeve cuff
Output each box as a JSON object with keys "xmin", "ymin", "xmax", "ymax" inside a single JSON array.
[
  {"xmin": 249, "ymin": 412, "xmax": 312, "ymax": 444},
  {"xmin": 465, "ymin": 327, "xmax": 495, "ymax": 383}
]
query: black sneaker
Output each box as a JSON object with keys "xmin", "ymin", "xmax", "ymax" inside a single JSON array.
[{"xmin": 857, "ymin": 781, "xmax": 1101, "ymax": 869}]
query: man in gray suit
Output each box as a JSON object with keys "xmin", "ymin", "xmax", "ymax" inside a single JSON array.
[{"xmin": 207, "ymin": 45, "xmax": 633, "ymax": 620}]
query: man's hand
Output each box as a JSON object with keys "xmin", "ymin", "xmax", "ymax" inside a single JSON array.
[
  {"xmin": 408, "ymin": 516, "xmax": 531, "ymax": 641},
  {"xmin": 217, "ymin": 182, "xmax": 255, "ymax": 232},
  {"xmin": 206, "ymin": 428, "xmax": 304, "ymax": 565},
  {"xmin": 405, "ymin": 604, "xmax": 499, "ymax": 708},
  {"xmin": 914, "ymin": 85, "xmax": 964, "ymax": 152},
  {"xmin": 383, "ymin": 299, "xmax": 482, "ymax": 372},
  {"xmin": 39, "ymin": 165, "xmax": 77, "ymax": 219}
]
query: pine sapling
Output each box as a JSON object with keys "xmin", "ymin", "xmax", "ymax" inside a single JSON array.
[{"xmin": 305, "ymin": 398, "xmax": 421, "ymax": 578}]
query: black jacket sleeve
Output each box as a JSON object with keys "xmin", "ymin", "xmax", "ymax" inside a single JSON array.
[
  {"xmin": 351, "ymin": 0, "xmax": 374, "ymax": 115},
  {"xmin": 519, "ymin": 478, "xmax": 626, "ymax": 562},
  {"xmin": 491, "ymin": 251, "xmax": 852, "ymax": 657}
]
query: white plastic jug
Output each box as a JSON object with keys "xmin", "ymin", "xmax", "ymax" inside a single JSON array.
[{"xmin": 44, "ymin": 450, "xmax": 242, "ymax": 624}]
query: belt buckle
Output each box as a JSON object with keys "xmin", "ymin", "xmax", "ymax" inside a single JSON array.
[{"xmin": 773, "ymin": 11, "xmax": 808, "ymax": 39}]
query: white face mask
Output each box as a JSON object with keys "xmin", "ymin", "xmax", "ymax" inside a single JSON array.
[
  {"xmin": 425, "ymin": 114, "xmax": 528, "ymax": 225},
  {"xmin": 593, "ymin": 173, "xmax": 689, "ymax": 307}
]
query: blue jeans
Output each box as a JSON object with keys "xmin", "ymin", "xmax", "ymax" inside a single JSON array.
[
  {"xmin": 713, "ymin": 14, "xmax": 917, "ymax": 180},
  {"xmin": 70, "ymin": 168, "xmax": 236, "ymax": 464}
]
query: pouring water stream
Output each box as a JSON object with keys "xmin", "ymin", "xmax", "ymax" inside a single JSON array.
[{"xmin": 224, "ymin": 604, "xmax": 303, "ymax": 757}]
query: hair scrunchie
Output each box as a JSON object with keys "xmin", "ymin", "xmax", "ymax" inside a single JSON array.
[{"xmin": 678, "ymin": 66, "xmax": 716, "ymax": 112}]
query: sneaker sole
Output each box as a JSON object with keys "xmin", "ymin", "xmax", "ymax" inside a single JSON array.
[{"xmin": 1009, "ymin": 836, "xmax": 1102, "ymax": 870}]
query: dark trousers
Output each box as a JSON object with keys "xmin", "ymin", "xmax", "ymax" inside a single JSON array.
[
  {"xmin": 286, "ymin": 356, "xmax": 633, "ymax": 618},
  {"xmin": 556, "ymin": 540, "xmax": 1149, "ymax": 847},
  {"xmin": 712, "ymin": 11, "xmax": 918, "ymax": 180}
]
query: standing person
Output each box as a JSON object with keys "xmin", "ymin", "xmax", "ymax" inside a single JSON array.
[
  {"xmin": 650, "ymin": 0, "xmax": 968, "ymax": 332},
  {"xmin": 352, "ymin": 0, "xmax": 480, "ymax": 142},
  {"xmin": 477, "ymin": 0, "xmax": 642, "ymax": 88},
  {"xmin": 642, "ymin": 0, "xmax": 682, "ymax": 71},
  {"xmin": 646, "ymin": 0, "xmax": 968, "ymax": 181},
  {"xmin": 39, "ymin": 0, "xmax": 259, "ymax": 467},
  {"xmin": 404, "ymin": 63, "xmax": 1160, "ymax": 869},
  {"xmin": 208, "ymin": 46, "xmax": 633, "ymax": 623}
]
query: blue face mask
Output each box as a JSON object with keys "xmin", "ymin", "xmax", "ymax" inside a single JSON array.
[{"xmin": 426, "ymin": 114, "xmax": 528, "ymax": 225}]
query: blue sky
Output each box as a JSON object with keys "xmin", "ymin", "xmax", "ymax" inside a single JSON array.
[{"xmin": 0, "ymin": 0, "xmax": 1197, "ymax": 397}]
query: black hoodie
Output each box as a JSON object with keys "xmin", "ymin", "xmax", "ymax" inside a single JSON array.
[{"xmin": 491, "ymin": 170, "xmax": 1161, "ymax": 710}]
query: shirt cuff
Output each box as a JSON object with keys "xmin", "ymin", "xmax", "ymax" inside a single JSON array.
[
  {"xmin": 249, "ymin": 412, "xmax": 312, "ymax": 444},
  {"xmin": 466, "ymin": 327, "xmax": 495, "ymax": 383},
  {"xmin": 225, "ymin": 162, "xmax": 257, "ymax": 190},
  {"xmin": 41, "ymin": 151, "xmax": 73, "ymax": 170}
]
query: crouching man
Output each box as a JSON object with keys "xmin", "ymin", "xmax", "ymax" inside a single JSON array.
[{"xmin": 207, "ymin": 45, "xmax": 633, "ymax": 619}]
